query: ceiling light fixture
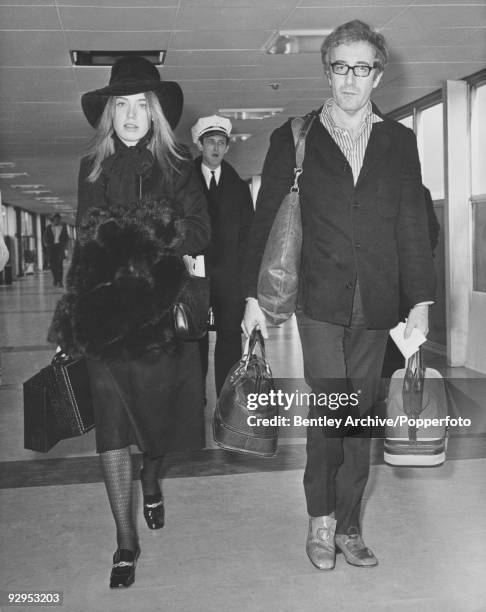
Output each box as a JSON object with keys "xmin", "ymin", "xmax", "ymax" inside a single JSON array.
[
  {"xmin": 71, "ymin": 50, "xmax": 166, "ymax": 66},
  {"xmin": 36, "ymin": 197, "xmax": 64, "ymax": 203},
  {"xmin": 230, "ymin": 134, "xmax": 252, "ymax": 143},
  {"xmin": 11, "ymin": 184, "xmax": 45, "ymax": 190},
  {"xmin": 265, "ymin": 29, "xmax": 332, "ymax": 54},
  {"xmin": 218, "ymin": 108, "xmax": 283, "ymax": 120},
  {"xmin": 22, "ymin": 190, "xmax": 52, "ymax": 196},
  {"xmin": 0, "ymin": 162, "xmax": 15, "ymax": 169},
  {"xmin": 0, "ymin": 172, "xmax": 28, "ymax": 179}
]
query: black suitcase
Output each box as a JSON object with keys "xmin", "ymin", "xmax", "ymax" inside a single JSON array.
[
  {"xmin": 23, "ymin": 367, "xmax": 63, "ymax": 452},
  {"xmin": 23, "ymin": 354, "xmax": 94, "ymax": 453}
]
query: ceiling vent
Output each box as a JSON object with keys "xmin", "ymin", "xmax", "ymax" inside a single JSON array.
[{"xmin": 70, "ymin": 50, "xmax": 166, "ymax": 66}]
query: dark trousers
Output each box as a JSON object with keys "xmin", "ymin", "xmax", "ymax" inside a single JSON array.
[
  {"xmin": 48, "ymin": 244, "xmax": 64, "ymax": 286},
  {"xmin": 296, "ymin": 289, "xmax": 388, "ymax": 534},
  {"xmin": 199, "ymin": 329, "xmax": 242, "ymax": 396}
]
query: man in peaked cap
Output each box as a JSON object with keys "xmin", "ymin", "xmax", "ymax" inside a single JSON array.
[{"xmin": 192, "ymin": 115, "xmax": 254, "ymax": 397}]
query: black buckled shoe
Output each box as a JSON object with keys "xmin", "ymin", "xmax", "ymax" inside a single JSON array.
[
  {"xmin": 143, "ymin": 494, "xmax": 165, "ymax": 530},
  {"xmin": 109, "ymin": 547, "xmax": 140, "ymax": 588}
]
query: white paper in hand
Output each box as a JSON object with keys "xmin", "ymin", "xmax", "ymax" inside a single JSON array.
[{"xmin": 389, "ymin": 321, "xmax": 427, "ymax": 360}]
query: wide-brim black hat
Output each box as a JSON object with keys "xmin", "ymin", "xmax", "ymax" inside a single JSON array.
[{"xmin": 81, "ymin": 56, "xmax": 183, "ymax": 130}]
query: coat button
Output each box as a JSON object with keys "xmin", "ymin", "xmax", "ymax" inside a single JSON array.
[{"xmin": 355, "ymin": 242, "xmax": 361, "ymax": 249}]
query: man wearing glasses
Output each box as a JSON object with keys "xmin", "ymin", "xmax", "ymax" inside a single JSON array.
[{"xmin": 242, "ymin": 20, "xmax": 435, "ymax": 570}]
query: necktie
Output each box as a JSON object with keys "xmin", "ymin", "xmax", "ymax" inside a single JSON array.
[{"xmin": 209, "ymin": 170, "xmax": 218, "ymax": 195}]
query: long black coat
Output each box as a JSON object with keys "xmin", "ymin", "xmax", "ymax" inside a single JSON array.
[
  {"xmin": 242, "ymin": 110, "xmax": 436, "ymax": 330},
  {"xmin": 48, "ymin": 146, "xmax": 211, "ymax": 456},
  {"xmin": 195, "ymin": 157, "xmax": 254, "ymax": 330}
]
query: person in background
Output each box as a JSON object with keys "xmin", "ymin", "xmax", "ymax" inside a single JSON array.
[
  {"xmin": 192, "ymin": 115, "xmax": 254, "ymax": 397},
  {"xmin": 242, "ymin": 20, "xmax": 435, "ymax": 571},
  {"xmin": 43, "ymin": 213, "xmax": 68, "ymax": 287},
  {"xmin": 0, "ymin": 223, "xmax": 8, "ymax": 272},
  {"xmin": 48, "ymin": 56, "xmax": 210, "ymax": 589}
]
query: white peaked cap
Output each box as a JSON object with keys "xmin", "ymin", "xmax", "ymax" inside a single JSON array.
[{"xmin": 191, "ymin": 115, "xmax": 232, "ymax": 144}]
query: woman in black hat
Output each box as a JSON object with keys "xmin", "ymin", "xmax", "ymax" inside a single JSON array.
[{"xmin": 49, "ymin": 56, "xmax": 210, "ymax": 588}]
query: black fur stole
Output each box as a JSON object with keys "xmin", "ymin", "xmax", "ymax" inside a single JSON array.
[{"xmin": 48, "ymin": 197, "xmax": 189, "ymax": 359}]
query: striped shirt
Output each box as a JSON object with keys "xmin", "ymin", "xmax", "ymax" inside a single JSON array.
[{"xmin": 320, "ymin": 98, "xmax": 382, "ymax": 185}]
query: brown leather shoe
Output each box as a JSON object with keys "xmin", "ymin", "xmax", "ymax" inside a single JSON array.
[
  {"xmin": 335, "ymin": 528, "xmax": 378, "ymax": 567},
  {"xmin": 306, "ymin": 514, "xmax": 337, "ymax": 570}
]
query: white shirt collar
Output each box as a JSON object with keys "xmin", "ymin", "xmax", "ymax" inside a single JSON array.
[{"xmin": 201, "ymin": 163, "xmax": 221, "ymax": 188}]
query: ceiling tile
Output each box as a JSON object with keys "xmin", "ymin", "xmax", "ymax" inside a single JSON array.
[
  {"xmin": 390, "ymin": 44, "xmax": 486, "ymax": 63},
  {"xmin": 233, "ymin": 77, "xmax": 326, "ymax": 93},
  {"xmin": 59, "ymin": 7, "xmax": 178, "ymax": 31},
  {"xmin": 171, "ymin": 29, "xmax": 272, "ymax": 50},
  {"xmin": 176, "ymin": 78, "xmax": 242, "ymax": 92},
  {"xmin": 412, "ymin": 0, "xmax": 486, "ymax": 4},
  {"xmin": 0, "ymin": 68, "xmax": 77, "ymax": 102},
  {"xmin": 162, "ymin": 64, "xmax": 256, "ymax": 80},
  {"xmin": 74, "ymin": 66, "xmax": 116, "ymax": 94},
  {"xmin": 0, "ymin": 31, "xmax": 71, "ymax": 66},
  {"xmin": 58, "ymin": 0, "xmax": 176, "ymax": 5},
  {"xmin": 240, "ymin": 55, "xmax": 323, "ymax": 80},
  {"xmin": 165, "ymin": 49, "xmax": 261, "ymax": 66},
  {"xmin": 402, "ymin": 5, "xmax": 486, "ymax": 28},
  {"xmin": 0, "ymin": 5, "xmax": 60, "ymax": 29},
  {"xmin": 382, "ymin": 26, "xmax": 474, "ymax": 47},
  {"xmin": 298, "ymin": 0, "xmax": 404, "ymax": 5},
  {"xmin": 281, "ymin": 5, "xmax": 409, "ymax": 30},
  {"xmin": 180, "ymin": 0, "xmax": 298, "ymax": 6},
  {"xmin": 175, "ymin": 5, "xmax": 294, "ymax": 29},
  {"xmin": 0, "ymin": 0, "xmax": 53, "ymax": 5}
]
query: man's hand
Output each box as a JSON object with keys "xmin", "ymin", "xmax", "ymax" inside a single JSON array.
[
  {"xmin": 241, "ymin": 297, "xmax": 268, "ymax": 339},
  {"xmin": 404, "ymin": 304, "xmax": 429, "ymax": 339}
]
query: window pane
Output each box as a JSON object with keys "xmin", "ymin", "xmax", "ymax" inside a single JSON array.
[
  {"xmin": 418, "ymin": 103, "xmax": 444, "ymax": 200},
  {"xmin": 399, "ymin": 115, "xmax": 413, "ymax": 130},
  {"xmin": 471, "ymin": 83, "xmax": 486, "ymax": 196},
  {"xmin": 473, "ymin": 201, "xmax": 486, "ymax": 292}
]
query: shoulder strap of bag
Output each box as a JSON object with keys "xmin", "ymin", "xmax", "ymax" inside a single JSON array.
[{"xmin": 289, "ymin": 112, "xmax": 317, "ymax": 192}]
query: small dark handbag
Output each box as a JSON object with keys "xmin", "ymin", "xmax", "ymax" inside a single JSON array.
[
  {"xmin": 213, "ymin": 330, "xmax": 278, "ymax": 457},
  {"xmin": 257, "ymin": 113, "xmax": 316, "ymax": 326},
  {"xmin": 23, "ymin": 353, "xmax": 94, "ymax": 453},
  {"xmin": 172, "ymin": 274, "xmax": 210, "ymax": 340}
]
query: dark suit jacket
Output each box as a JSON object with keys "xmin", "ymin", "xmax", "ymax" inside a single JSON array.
[
  {"xmin": 43, "ymin": 223, "xmax": 69, "ymax": 250},
  {"xmin": 242, "ymin": 110, "xmax": 436, "ymax": 330},
  {"xmin": 195, "ymin": 157, "xmax": 254, "ymax": 330}
]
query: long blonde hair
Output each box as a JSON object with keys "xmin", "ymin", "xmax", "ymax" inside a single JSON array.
[{"xmin": 85, "ymin": 91, "xmax": 185, "ymax": 187}]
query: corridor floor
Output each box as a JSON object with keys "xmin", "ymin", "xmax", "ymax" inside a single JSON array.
[{"xmin": 1, "ymin": 272, "xmax": 485, "ymax": 612}]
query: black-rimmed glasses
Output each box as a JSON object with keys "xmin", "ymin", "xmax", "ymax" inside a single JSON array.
[{"xmin": 330, "ymin": 62, "xmax": 376, "ymax": 77}]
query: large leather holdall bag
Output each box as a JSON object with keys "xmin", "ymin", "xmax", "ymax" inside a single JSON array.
[
  {"xmin": 257, "ymin": 113, "xmax": 316, "ymax": 326},
  {"xmin": 384, "ymin": 349, "xmax": 447, "ymax": 466},
  {"xmin": 213, "ymin": 330, "xmax": 278, "ymax": 457},
  {"xmin": 24, "ymin": 353, "xmax": 94, "ymax": 452}
]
